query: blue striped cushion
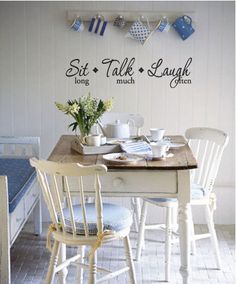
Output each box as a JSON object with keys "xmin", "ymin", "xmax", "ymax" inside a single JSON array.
[
  {"xmin": 61, "ymin": 203, "xmax": 133, "ymax": 235},
  {"xmin": 0, "ymin": 158, "xmax": 36, "ymax": 213},
  {"xmin": 145, "ymin": 184, "xmax": 206, "ymax": 204}
]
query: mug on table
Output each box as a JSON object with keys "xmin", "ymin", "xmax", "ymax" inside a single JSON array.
[
  {"xmin": 150, "ymin": 142, "xmax": 170, "ymax": 158},
  {"xmin": 150, "ymin": 128, "xmax": 165, "ymax": 142}
]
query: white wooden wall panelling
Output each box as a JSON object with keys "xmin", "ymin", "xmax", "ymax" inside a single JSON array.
[
  {"xmin": 0, "ymin": 1, "xmax": 234, "ymax": 223},
  {"xmin": 12, "ymin": 3, "xmax": 27, "ymax": 136},
  {"xmin": 25, "ymin": 2, "xmax": 41, "ymax": 137},
  {"xmin": 0, "ymin": 2, "xmax": 14, "ymax": 136},
  {"xmin": 192, "ymin": 2, "xmax": 208, "ymax": 128},
  {"xmin": 218, "ymin": 3, "xmax": 235, "ymax": 185}
]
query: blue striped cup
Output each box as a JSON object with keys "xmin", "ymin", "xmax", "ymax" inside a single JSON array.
[
  {"xmin": 71, "ymin": 17, "xmax": 84, "ymax": 32},
  {"xmin": 88, "ymin": 15, "xmax": 108, "ymax": 36}
]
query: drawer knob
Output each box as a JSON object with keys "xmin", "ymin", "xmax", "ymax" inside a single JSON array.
[{"xmin": 113, "ymin": 177, "xmax": 124, "ymax": 187}]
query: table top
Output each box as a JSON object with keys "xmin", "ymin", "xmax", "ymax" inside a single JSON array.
[{"xmin": 48, "ymin": 135, "xmax": 197, "ymax": 171}]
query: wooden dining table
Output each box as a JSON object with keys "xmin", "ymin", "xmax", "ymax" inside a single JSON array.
[{"xmin": 48, "ymin": 135, "xmax": 197, "ymax": 284}]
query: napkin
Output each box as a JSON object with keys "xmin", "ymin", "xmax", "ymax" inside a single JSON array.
[{"xmin": 120, "ymin": 141, "xmax": 152, "ymax": 155}]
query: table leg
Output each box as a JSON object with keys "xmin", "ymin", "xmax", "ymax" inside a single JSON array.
[{"xmin": 177, "ymin": 170, "xmax": 191, "ymax": 284}]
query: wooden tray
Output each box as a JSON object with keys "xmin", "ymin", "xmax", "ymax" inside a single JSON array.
[{"xmin": 71, "ymin": 138, "xmax": 121, "ymax": 155}]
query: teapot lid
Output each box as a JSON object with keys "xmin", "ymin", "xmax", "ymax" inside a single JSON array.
[
  {"xmin": 108, "ymin": 119, "xmax": 122, "ymax": 126},
  {"xmin": 107, "ymin": 119, "xmax": 129, "ymax": 126}
]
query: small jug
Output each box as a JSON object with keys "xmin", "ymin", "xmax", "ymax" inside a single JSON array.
[{"xmin": 172, "ymin": 15, "xmax": 195, "ymax": 40}]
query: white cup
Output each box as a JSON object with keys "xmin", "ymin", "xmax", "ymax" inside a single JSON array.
[
  {"xmin": 85, "ymin": 135, "xmax": 101, "ymax": 147},
  {"xmin": 150, "ymin": 128, "xmax": 165, "ymax": 142},
  {"xmin": 150, "ymin": 142, "xmax": 169, "ymax": 158}
]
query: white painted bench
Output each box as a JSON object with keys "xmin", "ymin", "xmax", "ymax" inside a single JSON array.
[{"xmin": 0, "ymin": 137, "xmax": 42, "ymax": 284}]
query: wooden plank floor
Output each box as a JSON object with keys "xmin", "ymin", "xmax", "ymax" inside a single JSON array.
[{"xmin": 11, "ymin": 224, "xmax": 235, "ymax": 284}]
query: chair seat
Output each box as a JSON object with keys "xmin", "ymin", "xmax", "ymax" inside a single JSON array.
[
  {"xmin": 0, "ymin": 158, "xmax": 36, "ymax": 213},
  {"xmin": 62, "ymin": 203, "xmax": 133, "ymax": 235},
  {"xmin": 145, "ymin": 184, "xmax": 207, "ymax": 205}
]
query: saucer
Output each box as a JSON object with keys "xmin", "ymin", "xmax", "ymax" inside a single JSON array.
[
  {"xmin": 151, "ymin": 152, "xmax": 167, "ymax": 160},
  {"xmin": 152, "ymin": 156, "xmax": 166, "ymax": 161},
  {"xmin": 151, "ymin": 152, "xmax": 174, "ymax": 161},
  {"xmin": 103, "ymin": 153, "xmax": 143, "ymax": 164}
]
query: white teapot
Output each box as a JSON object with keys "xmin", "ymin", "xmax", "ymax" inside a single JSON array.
[{"xmin": 98, "ymin": 119, "xmax": 134, "ymax": 139}]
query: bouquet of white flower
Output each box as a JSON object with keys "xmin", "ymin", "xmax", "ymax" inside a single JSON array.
[{"xmin": 55, "ymin": 94, "xmax": 113, "ymax": 139}]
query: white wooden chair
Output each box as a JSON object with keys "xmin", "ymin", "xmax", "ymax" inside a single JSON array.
[
  {"xmin": 0, "ymin": 136, "xmax": 41, "ymax": 284},
  {"xmin": 136, "ymin": 127, "xmax": 229, "ymax": 281},
  {"xmin": 30, "ymin": 158, "xmax": 137, "ymax": 284},
  {"xmin": 100, "ymin": 112, "xmax": 144, "ymax": 232}
]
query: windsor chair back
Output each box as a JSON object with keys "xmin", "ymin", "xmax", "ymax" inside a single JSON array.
[
  {"xmin": 30, "ymin": 158, "xmax": 136, "ymax": 284},
  {"xmin": 185, "ymin": 127, "xmax": 229, "ymax": 194}
]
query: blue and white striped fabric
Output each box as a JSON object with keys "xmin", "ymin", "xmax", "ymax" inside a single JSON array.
[
  {"xmin": 120, "ymin": 141, "xmax": 152, "ymax": 155},
  {"xmin": 88, "ymin": 17, "xmax": 107, "ymax": 36}
]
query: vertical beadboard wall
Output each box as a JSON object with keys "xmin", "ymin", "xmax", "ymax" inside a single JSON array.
[{"xmin": 0, "ymin": 1, "xmax": 235, "ymax": 224}]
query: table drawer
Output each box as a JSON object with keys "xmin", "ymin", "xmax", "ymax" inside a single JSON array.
[
  {"xmin": 69, "ymin": 171, "xmax": 178, "ymax": 197},
  {"xmin": 24, "ymin": 181, "xmax": 39, "ymax": 217},
  {"xmin": 10, "ymin": 200, "xmax": 25, "ymax": 242},
  {"xmin": 101, "ymin": 171, "xmax": 177, "ymax": 196}
]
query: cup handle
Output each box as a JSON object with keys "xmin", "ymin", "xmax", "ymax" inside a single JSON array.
[
  {"xmin": 82, "ymin": 135, "xmax": 89, "ymax": 145},
  {"xmin": 139, "ymin": 15, "xmax": 150, "ymax": 29},
  {"xmin": 127, "ymin": 118, "xmax": 135, "ymax": 127},
  {"xmin": 183, "ymin": 15, "xmax": 192, "ymax": 25},
  {"xmin": 146, "ymin": 17, "xmax": 150, "ymax": 29}
]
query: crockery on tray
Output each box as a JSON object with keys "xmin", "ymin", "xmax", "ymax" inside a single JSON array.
[{"xmin": 84, "ymin": 134, "xmax": 101, "ymax": 147}]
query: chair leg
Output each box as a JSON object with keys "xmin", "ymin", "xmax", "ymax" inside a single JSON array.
[
  {"xmin": 45, "ymin": 240, "xmax": 60, "ymax": 284},
  {"xmin": 165, "ymin": 207, "xmax": 172, "ymax": 282},
  {"xmin": 136, "ymin": 201, "xmax": 148, "ymax": 261},
  {"xmin": 124, "ymin": 235, "xmax": 137, "ymax": 284},
  {"xmin": 205, "ymin": 204, "xmax": 222, "ymax": 269},
  {"xmin": 33, "ymin": 195, "xmax": 42, "ymax": 235},
  {"xmin": 131, "ymin": 198, "xmax": 138, "ymax": 232},
  {"xmin": 132, "ymin": 198, "xmax": 141, "ymax": 232},
  {"xmin": 58, "ymin": 243, "xmax": 68, "ymax": 284},
  {"xmin": 189, "ymin": 208, "xmax": 196, "ymax": 255},
  {"xmin": 88, "ymin": 250, "xmax": 97, "ymax": 284},
  {"xmin": 76, "ymin": 245, "xmax": 85, "ymax": 284},
  {"xmin": 171, "ymin": 205, "xmax": 179, "ymax": 233}
]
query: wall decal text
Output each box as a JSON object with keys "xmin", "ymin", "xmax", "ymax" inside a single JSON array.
[{"xmin": 65, "ymin": 57, "xmax": 192, "ymax": 88}]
